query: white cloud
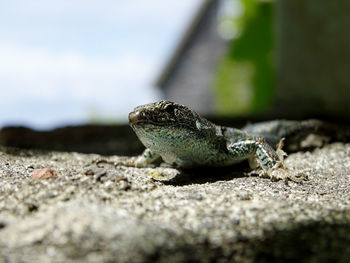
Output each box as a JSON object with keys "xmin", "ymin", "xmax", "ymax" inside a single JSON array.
[
  {"xmin": 0, "ymin": 43, "xmax": 161, "ymax": 128},
  {"xmin": 1, "ymin": 0, "xmax": 201, "ymax": 23},
  {"xmin": 0, "ymin": 0, "xmax": 203, "ymax": 129}
]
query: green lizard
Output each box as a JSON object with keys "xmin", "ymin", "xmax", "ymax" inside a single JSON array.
[{"xmin": 127, "ymin": 100, "xmax": 346, "ymax": 181}]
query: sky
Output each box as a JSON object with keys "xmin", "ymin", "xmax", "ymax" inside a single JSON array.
[{"xmin": 0, "ymin": 0, "xmax": 203, "ymax": 129}]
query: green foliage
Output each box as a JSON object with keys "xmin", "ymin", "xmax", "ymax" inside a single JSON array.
[{"xmin": 214, "ymin": 0, "xmax": 275, "ymax": 115}]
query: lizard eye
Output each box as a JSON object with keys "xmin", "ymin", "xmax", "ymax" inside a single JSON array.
[{"xmin": 164, "ymin": 104, "xmax": 175, "ymax": 114}]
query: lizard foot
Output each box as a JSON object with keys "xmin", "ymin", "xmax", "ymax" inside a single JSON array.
[
  {"xmin": 148, "ymin": 167, "xmax": 180, "ymax": 181},
  {"xmin": 259, "ymin": 162, "xmax": 308, "ymax": 183},
  {"xmin": 264, "ymin": 139, "xmax": 308, "ymax": 182}
]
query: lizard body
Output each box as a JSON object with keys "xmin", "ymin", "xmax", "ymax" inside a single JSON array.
[
  {"xmin": 128, "ymin": 100, "xmax": 347, "ymax": 176},
  {"xmin": 130, "ymin": 101, "xmax": 285, "ymax": 171}
]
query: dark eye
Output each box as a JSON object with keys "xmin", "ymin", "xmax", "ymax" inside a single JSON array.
[{"xmin": 164, "ymin": 104, "xmax": 175, "ymax": 114}]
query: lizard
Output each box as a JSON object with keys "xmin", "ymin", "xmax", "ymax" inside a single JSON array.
[{"xmin": 126, "ymin": 100, "xmax": 350, "ymax": 181}]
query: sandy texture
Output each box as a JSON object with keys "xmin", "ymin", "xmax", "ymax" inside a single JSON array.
[{"xmin": 0, "ymin": 143, "xmax": 350, "ymax": 262}]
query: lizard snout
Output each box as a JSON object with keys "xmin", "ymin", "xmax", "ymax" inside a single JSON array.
[
  {"xmin": 128, "ymin": 110, "xmax": 141, "ymax": 124},
  {"xmin": 129, "ymin": 109, "xmax": 149, "ymax": 124}
]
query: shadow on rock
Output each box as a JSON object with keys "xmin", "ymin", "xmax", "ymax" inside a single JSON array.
[{"xmin": 162, "ymin": 163, "xmax": 253, "ymax": 186}]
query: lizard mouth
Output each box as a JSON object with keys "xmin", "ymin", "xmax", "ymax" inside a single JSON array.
[
  {"xmin": 129, "ymin": 111, "xmax": 171, "ymax": 127},
  {"xmin": 128, "ymin": 110, "xmax": 159, "ymax": 125},
  {"xmin": 128, "ymin": 110, "xmax": 163, "ymax": 126}
]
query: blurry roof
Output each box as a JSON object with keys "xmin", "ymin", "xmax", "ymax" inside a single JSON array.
[{"xmin": 155, "ymin": 0, "xmax": 218, "ymax": 88}]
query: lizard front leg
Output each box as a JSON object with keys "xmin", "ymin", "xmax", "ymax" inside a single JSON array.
[
  {"xmin": 132, "ymin": 149, "xmax": 181, "ymax": 181},
  {"xmin": 134, "ymin": 148, "xmax": 161, "ymax": 167},
  {"xmin": 227, "ymin": 138, "xmax": 306, "ymax": 182},
  {"xmin": 227, "ymin": 138, "xmax": 280, "ymax": 171}
]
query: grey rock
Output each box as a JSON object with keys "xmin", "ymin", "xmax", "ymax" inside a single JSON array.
[{"xmin": 0, "ymin": 144, "xmax": 350, "ymax": 262}]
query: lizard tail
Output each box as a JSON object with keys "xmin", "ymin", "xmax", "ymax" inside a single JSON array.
[{"xmin": 243, "ymin": 119, "xmax": 350, "ymax": 151}]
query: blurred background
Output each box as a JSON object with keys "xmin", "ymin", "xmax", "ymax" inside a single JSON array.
[
  {"xmin": 0, "ymin": 0, "xmax": 201, "ymax": 129},
  {"xmin": 1, "ymin": 0, "xmax": 350, "ymax": 154}
]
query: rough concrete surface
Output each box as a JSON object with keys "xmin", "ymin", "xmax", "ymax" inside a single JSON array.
[{"xmin": 0, "ymin": 143, "xmax": 350, "ymax": 262}]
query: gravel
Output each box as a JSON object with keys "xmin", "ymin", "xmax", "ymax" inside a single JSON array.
[{"xmin": 0, "ymin": 143, "xmax": 350, "ymax": 262}]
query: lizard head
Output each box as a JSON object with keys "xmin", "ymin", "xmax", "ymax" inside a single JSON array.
[
  {"xmin": 129, "ymin": 100, "xmax": 216, "ymax": 153},
  {"xmin": 129, "ymin": 100, "xmax": 211, "ymax": 130},
  {"xmin": 129, "ymin": 100, "xmax": 225, "ymax": 167}
]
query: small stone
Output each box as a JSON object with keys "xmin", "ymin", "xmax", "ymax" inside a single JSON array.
[
  {"xmin": 119, "ymin": 180, "xmax": 131, "ymax": 191},
  {"xmin": 27, "ymin": 203, "xmax": 39, "ymax": 212},
  {"xmin": 83, "ymin": 168, "xmax": 95, "ymax": 176},
  {"xmin": 94, "ymin": 171, "xmax": 108, "ymax": 182},
  {"xmin": 32, "ymin": 168, "xmax": 57, "ymax": 179}
]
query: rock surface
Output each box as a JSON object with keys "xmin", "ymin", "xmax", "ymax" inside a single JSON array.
[{"xmin": 0, "ymin": 143, "xmax": 350, "ymax": 262}]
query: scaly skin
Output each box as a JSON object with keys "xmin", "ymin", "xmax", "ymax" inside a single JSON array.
[
  {"xmin": 128, "ymin": 100, "xmax": 348, "ymax": 179},
  {"xmin": 129, "ymin": 101, "xmax": 282, "ymax": 171}
]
